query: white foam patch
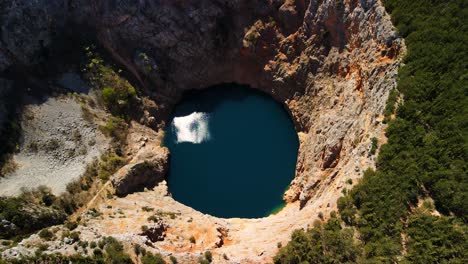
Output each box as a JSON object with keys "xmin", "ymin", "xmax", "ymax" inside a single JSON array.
[{"xmin": 172, "ymin": 112, "xmax": 211, "ymax": 144}]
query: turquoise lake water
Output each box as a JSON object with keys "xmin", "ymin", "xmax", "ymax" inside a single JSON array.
[{"xmin": 164, "ymin": 84, "xmax": 299, "ymax": 218}]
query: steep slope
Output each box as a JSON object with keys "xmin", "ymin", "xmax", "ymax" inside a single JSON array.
[{"xmin": 0, "ymin": 0, "xmax": 405, "ymax": 263}]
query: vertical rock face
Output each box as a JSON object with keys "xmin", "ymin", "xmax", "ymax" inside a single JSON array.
[
  {"xmin": 0, "ymin": 79, "xmax": 13, "ymax": 139},
  {"xmin": 0, "ymin": 0, "xmax": 66, "ymax": 69},
  {"xmin": 0, "ymin": 0, "xmax": 403, "ymax": 217},
  {"xmin": 112, "ymin": 146, "xmax": 169, "ymax": 197}
]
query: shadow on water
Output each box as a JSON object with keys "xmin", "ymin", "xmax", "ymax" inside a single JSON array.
[{"xmin": 174, "ymin": 84, "xmax": 268, "ymax": 117}]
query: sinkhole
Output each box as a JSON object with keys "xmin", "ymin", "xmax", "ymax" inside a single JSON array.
[{"xmin": 164, "ymin": 84, "xmax": 299, "ymax": 218}]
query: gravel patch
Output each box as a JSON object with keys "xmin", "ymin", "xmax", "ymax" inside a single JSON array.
[{"xmin": 0, "ymin": 96, "xmax": 109, "ymax": 196}]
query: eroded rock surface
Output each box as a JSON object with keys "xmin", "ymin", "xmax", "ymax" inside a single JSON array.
[
  {"xmin": 112, "ymin": 146, "xmax": 169, "ymax": 197},
  {"xmin": 0, "ymin": 0, "xmax": 405, "ymax": 262}
]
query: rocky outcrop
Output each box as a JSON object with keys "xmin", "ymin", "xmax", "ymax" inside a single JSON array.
[
  {"xmin": 140, "ymin": 219, "xmax": 167, "ymax": 243},
  {"xmin": 112, "ymin": 123, "xmax": 169, "ymax": 197},
  {"xmin": 112, "ymin": 147, "xmax": 169, "ymax": 197},
  {"xmin": 0, "ymin": 0, "xmax": 67, "ymax": 70}
]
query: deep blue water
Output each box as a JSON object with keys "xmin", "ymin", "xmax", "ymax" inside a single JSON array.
[{"xmin": 164, "ymin": 84, "xmax": 299, "ymax": 218}]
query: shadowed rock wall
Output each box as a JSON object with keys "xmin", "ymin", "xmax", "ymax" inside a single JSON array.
[{"xmin": 0, "ymin": 0, "xmax": 404, "ymax": 205}]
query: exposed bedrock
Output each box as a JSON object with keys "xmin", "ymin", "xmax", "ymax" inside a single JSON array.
[
  {"xmin": 112, "ymin": 145, "xmax": 169, "ymax": 197},
  {"xmin": 0, "ymin": 0, "xmax": 404, "ymax": 209}
]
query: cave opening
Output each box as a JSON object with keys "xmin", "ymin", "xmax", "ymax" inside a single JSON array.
[{"xmin": 163, "ymin": 83, "xmax": 299, "ymax": 218}]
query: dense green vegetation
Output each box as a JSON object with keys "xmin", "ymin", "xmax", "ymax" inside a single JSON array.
[
  {"xmin": 98, "ymin": 117, "xmax": 129, "ymax": 147},
  {"xmin": 0, "ymin": 150, "xmax": 125, "ymax": 240},
  {"xmin": 0, "ymin": 254, "xmax": 103, "ymax": 264},
  {"xmin": 276, "ymin": 0, "xmax": 467, "ymax": 262},
  {"xmin": 83, "ymin": 47, "xmax": 138, "ymax": 118},
  {"xmin": 0, "ymin": 236, "xmax": 134, "ymax": 264},
  {"xmin": 0, "ymin": 187, "xmax": 66, "ymax": 240},
  {"xmin": 141, "ymin": 252, "xmax": 166, "ymax": 264},
  {"xmin": 83, "ymin": 47, "xmax": 137, "ymax": 148},
  {"xmin": 0, "ymin": 48, "xmax": 131, "ymax": 242},
  {"xmin": 275, "ymin": 215, "xmax": 361, "ymax": 263}
]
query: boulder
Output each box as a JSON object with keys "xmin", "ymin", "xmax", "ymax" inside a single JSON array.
[
  {"xmin": 0, "ymin": 219, "xmax": 18, "ymax": 238},
  {"xmin": 278, "ymin": 0, "xmax": 301, "ymax": 34},
  {"xmin": 112, "ymin": 147, "xmax": 169, "ymax": 197}
]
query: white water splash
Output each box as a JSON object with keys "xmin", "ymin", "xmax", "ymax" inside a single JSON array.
[{"xmin": 172, "ymin": 112, "xmax": 211, "ymax": 144}]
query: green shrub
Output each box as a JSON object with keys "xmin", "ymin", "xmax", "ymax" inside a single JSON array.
[
  {"xmin": 337, "ymin": 195, "xmax": 356, "ymax": 225},
  {"xmin": 369, "ymin": 137, "xmax": 378, "ymax": 156},
  {"xmin": 383, "ymin": 89, "xmax": 399, "ymax": 122},
  {"xmin": 141, "ymin": 252, "xmax": 166, "ymax": 264},
  {"xmin": 170, "ymin": 255, "xmax": 178, "ymax": 264},
  {"xmin": 97, "ymin": 151, "xmax": 125, "ymax": 181},
  {"xmin": 204, "ymin": 251, "xmax": 212, "ymax": 263},
  {"xmin": 38, "ymin": 229, "xmax": 54, "ymax": 240},
  {"xmin": 0, "ymin": 196, "xmax": 66, "ymax": 239},
  {"xmin": 55, "ymin": 154, "xmax": 119, "ymax": 216},
  {"xmin": 151, "ymin": 210, "xmax": 179, "ymax": 219},
  {"xmin": 101, "ymin": 85, "xmax": 136, "ymax": 116},
  {"xmin": 78, "ymin": 240, "xmax": 88, "ymax": 249},
  {"xmin": 133, "ymin": 244, "xmax": 142, "ymax": 255},
  {"xmin": 69, "ymin": 231, "xmax": 80, "ymax": 242},
  {"xmin": 87, "ymin": 208, "xmax": 101, "ymax": 218},
  {"xmin": 35, "ymin": 243, "xmax": 49, "ymax": 256},
  {"xmin": 83, "ymin": 47, "xmax": 138, "ymax": 117},
  {"xmin": 93, "ymin": 248, "xmax": 103, "ymax": 257},
  {"xmin": 99, "ymin": 117, "xmax": 129, "ymax": 145},
  {"xmin": 6, "ymin": 252, "xmax": 103, "ymax": 263},
  {"xmin": 142, "ymin": 206, "xmax": 154, "ymax": 212},
  {"xmin": 189, "ymin": 236, "xmax": 196, "ymax": 244},
  {"xmin": 318, "ymin": 212, "xmax": 324, "ymax": 220},
  {"xmin": 103, "ymin": 236, "xmax": 132, "ymax": 264},
  {"xmin": 64, "ymin": 221, "xmax": 78, "ymax": 231},
  {"xmin": 44, "ymin": 139, "xmax": 61, "ymax": 152},
  {"xmin": 274, "ymin": 218, "xmax": 360, "ymax": 263}
]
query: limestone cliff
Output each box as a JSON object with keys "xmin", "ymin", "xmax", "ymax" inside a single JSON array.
[
  {"xmin": 0, "ymin": 0, "xmax": 404, "ymax": 262},
  {"xmin": 0, "ymin": 0, "xmax": 403, "ymax": 199}
]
